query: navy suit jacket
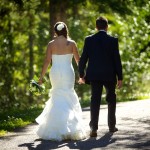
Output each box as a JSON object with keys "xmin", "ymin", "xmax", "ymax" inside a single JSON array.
[{"xmin": 79, "ymin": 31, "xmax": 123, "ymax": 84}]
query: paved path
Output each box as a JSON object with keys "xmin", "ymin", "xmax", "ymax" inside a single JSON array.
[{"xmin": 0, "ymin": 99, "xmax": 150, "ymax": 150}]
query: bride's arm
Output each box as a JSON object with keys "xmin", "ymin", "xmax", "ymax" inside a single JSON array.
[
  {"xmin": 72, "ymin": 41, "xmax": 80, "ymax": 66},
  {"xmin": 39, "ymin": 43, "xmax": 52, "ymax": 83}
]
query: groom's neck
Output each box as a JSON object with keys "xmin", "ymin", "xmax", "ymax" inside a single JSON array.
[{"xmin": 99, "ymin": 29, "xmax": 107, "ymax": 32}]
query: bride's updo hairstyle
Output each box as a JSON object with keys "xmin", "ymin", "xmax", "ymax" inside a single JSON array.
[{"xmin": 54, "ymin": 22, "xmax": 69, "ymax": 38}]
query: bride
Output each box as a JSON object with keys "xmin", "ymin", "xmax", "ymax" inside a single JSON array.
[{"xmin": 36, "ymin": 22, "xmax": 86, "ymax": 141}]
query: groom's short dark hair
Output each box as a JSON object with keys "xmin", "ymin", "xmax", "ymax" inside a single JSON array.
[{"xmin": 96, "ymin": 17, "xmax": 108, "ymax": 30}]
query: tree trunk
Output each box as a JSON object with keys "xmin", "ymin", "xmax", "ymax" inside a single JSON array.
[
  {"xmin": 49, "ymin": 0, "xmax": 67, "ymax": 40},
  {"xmin": 7, "ymin": 18, "xmax": 15, "ymax": 108},
  {"xmin": 29, "ymin": 14, "xmax": 34, "ymax": 104}
]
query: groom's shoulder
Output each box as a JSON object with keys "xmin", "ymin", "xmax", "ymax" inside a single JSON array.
[
  {"xmin": 107, "ymin": 34, "xmax": 118, "ymax": 40},
  {"xmin": 85, "ymin": 34, "xmax": 95, "ymax": 40}
]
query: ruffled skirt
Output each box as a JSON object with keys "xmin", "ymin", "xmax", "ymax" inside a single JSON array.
[{"xmin": 35, "ymin": 88, "xmax": 86, "ymax": 141}]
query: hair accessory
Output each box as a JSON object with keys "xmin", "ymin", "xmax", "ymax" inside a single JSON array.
[{"xmin": 57, "ymin": 23, "xmax": 65, "ymax": 31}]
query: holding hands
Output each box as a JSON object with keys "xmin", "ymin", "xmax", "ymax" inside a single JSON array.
[
  {"xmin": 78, "ymin": 78, "xmax": 85, "ymax": 84},
  {"xmin": 78, "ymin": 78, "xmax": 123, "ymax": 89}
]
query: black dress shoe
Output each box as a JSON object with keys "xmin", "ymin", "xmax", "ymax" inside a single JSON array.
[
  {"xmin": 109, "ymin": 127, "xmax": 118, "ymax": 133},
  {"xmin": 90, "ymin": 130, "xmax": 97, "ymax": 137}
]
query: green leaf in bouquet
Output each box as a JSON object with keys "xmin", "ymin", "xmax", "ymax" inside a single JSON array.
[{"xmin": 29, "ymin": 77, "xmax": 46, "ymax": 96}]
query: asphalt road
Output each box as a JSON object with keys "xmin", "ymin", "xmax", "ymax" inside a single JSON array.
[{"xmin": 0, "ymin": 99, "xmax": 150, "ymax": 150}]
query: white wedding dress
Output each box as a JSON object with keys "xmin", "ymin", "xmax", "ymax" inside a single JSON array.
[{"xmin": 35, "ymin": 54, "xmax": 86, "ymax": 141}]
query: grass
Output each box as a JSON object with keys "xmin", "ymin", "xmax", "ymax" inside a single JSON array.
[
  {"xmin": 0, "ymin": 107, "xmax": 42, "ymax": 136},
  {"xmin": 0, "ymin": 130, "xmax": 7, "ymax": 136},
  {"xmin": 80, "ymin": 99, "xmax": 91, "ymax": 108}
]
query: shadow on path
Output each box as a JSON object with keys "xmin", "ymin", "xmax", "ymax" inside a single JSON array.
[{"xmin": 18, "ymin": 132, "xmax": 114, "ymax": 150}]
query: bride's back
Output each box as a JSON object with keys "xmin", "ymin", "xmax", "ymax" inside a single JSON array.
[{"xmin": 50, "ymin": 36, "xmax": 73, "ymax": 55}]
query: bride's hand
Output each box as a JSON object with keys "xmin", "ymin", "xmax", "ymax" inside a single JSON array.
[
  {"xmin": 38, "ymin": 78, "xmax": 43, "ymax": 85},
  {"xmin": 78, "ymin": 78, "xmax": 85, "ymax": 84}
]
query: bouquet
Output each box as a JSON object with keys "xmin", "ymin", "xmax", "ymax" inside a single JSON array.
[{"xmin": 29, "ymin": 79, "xmax": 45, "ymax": 96}]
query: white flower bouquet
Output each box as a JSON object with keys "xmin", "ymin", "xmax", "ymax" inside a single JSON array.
[{"xmin": 29, "ymin": 78, "xmax": 45, "ymax": 96}]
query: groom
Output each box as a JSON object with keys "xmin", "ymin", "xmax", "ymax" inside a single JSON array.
[{"xmin": 79, "ymin": 17, "xmax": 123, "ymax": 137}]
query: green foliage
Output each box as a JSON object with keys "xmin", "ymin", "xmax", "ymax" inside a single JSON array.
[
  {"xmin": 0, "ymin": 116, "xmax": 29, "ymax": 131},
  {"xmin": 0, "ymin": 107, "xmax": 42, "ymax": 135},
  {"xmin": 0, "ymin": 130, "xmax": 6, "ymax": 136},
  {"xmin": 112, "ymin": 1, "xmax": 150, "ymax": 100},
  {"xmin": 0, "ymin": 0, "xmax": 150, "ymax": 113}
]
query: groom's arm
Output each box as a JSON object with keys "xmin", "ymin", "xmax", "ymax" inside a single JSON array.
[
  {"xmin": 113, "ymin": 38, "xmax": 123, "ymax": 81},
  {"xmin": 79, "ymin": 38, "xmax": 89, "ymax": 78}
]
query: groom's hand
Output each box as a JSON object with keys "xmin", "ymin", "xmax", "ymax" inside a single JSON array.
[
  {"xmin": 117, "ymin": 80, "xmax": 122, "ymax": 89},
  {"xmin": 78, "ymin": 78, "xmax": 85, "ymax": 84}
]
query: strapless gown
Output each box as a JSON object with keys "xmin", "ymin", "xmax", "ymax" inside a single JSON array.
[{"xmin": 35, "ymin": 54, "xmax": 86, "ymax": 141}]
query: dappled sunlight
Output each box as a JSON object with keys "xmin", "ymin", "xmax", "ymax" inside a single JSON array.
[{"xmin": 0, "ymin": 0, "xmax": 150, "ymax": 149}]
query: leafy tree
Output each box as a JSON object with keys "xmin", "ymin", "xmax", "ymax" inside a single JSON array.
[{"xmin": 0, "ymin": 0, "xmax": 150, "ymax": 112}]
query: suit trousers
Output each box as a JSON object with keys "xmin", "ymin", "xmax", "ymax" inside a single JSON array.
[{"xmin": 89, "ymin": 81, "xmax": 117, "ymax": 131}]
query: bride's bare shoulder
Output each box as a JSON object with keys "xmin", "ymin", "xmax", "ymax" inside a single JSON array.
[
  {"xmin": 48, "ymin": 40, "xmax": 55, "ymax": 45},
  {"xmin": 67, "ymin": 39, "xmax": 77, "ymax": 45},
  {"xmin": 47, "ymin": 40, "xmax": 55, "ymax": 47},
  {"xmin": 45, "ymin": 40, "xmax": 55, "ymax": 51}
]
